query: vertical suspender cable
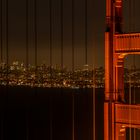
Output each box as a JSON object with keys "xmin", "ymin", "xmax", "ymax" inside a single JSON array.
[
  {"xmin": 132, "ymin": 0, "xmax": 136, "ymax": 104},
  {"xmin": 61, "ymin": 0, "xmax": 63, "ymax": 69},
  {"xmin": 34, "ymin": 0, "xmax": 37, "ymax": 83},
  {"xmin": 129, "ymin": 68, "xmax": 132, "ymax": 140},
  {"xmin": 49, "ymin": 0, "xmax": 52, "ymax": 77},
  {"xmin": 133, "ymin": 14, "xmax": 136, "ymax": 140},
  {"xmin": 72, "ymin": 0, "xmax": 74, "ymax": 73},
  {"xmin": 49, "ymin": 0, "xmax": 53, "ymax": 140},
  {"xmin": 0, "ymin": 0, "xmax": 2, "ymax": 86},
  {"xmin": 84, "ymin": 0, "xmax": 89, "ymax": 137},
  {"xmin": 26, "ymin": 0, "xmax": 29, "ymax": 75},
  {"xmin": 132, "ymin": 0, "xmax": 136, "ymax": 102},
  {"xmin": 93, "ymin": 28, "xmax": 96, "ymax": 140},
  {"xmin": 5, "ymin": 2, "xmax": 9, "ymax": 140},
  {"xmin": 132, "ymin": 0, "xmax": 136, "ymax": 139},
  {"xmin": 128, "ymin": 0, "xmax": 132, "ymax": 33},
  {"xmin": 0, "ymin": 0, "xmax": 3, "ymax": 139},
  {"xmin": 26, "ymin": 0, "xmax": 29, "ymax": 140},
  {"xmin": 128, "ymin": 0, "xmax": 131, "ymax": 138},
  {"xmin": 92, "ymin": 1, "xmax": 98, "ymax": 140},
  {"xmin": 85, "ymin": 0, "xmax": 87, "ymax": 65},
  {"xmin": 61, "ymin": 0, "xmax": 63, "ymax": 86},
  {"xmin": 132, "ymin": 0, "xmax": 135, "ymax": 32},
  {"xmin": 0, "ymin": 0, "xmax": 2, "ymax": 63},
  {"xmin": 132, "ymin": 0, "xmax": 136, "ymax": 73},
  {"xmin": 0, "ymin": 1, "xmax": 3, "ymax": 139},
  {"xmin": 49, "ymin": 0, "xmax": 53, "ymax": 89},
  {"xmin": 6, "ymin": 0, "xmax": 8, "ymax": 86},
  {"xmin": 128, "ymin": 0, "xmax": 132, "ymax": 139},
  {"xmin": 93, "ymin": 47, "xmax": 96, "ymax": 140},
  {"xmin": 92, "ymin": 1, "xmax": 96, "ymax": 139},
  {"xmin": 84, "ymin": 0, "xmax": 88, "ymax": 91},
  {"xmin": 72, "ymin": 1, "xmax": 75, "ymax": 140}
]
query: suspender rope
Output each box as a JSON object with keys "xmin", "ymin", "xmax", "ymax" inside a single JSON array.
[
  {"xmin": 0, "ymin": 0, "xmax": 2, "ymax": 86},
  {"xmin": 26, "ymin": 0, "xmax": 29, "ymax": 81},
  {"xmin": 0, "ymin": 0, "xmax": 2, "ymax": 63},
  {"xmin": 132, "ymin": 0, "xmax": 136, "ymax": 139},
  {"xmin": 49, "ymin": 1, "xmax": 53, "ymax": 140},
  {"xmin": 6, "ymin": 0, "xmax": 8, "ymax": 86},
  {"xmin": 61, "ymin": 0, "xmax": 63, "ymax": 71},
  {"xmin": 49, "ymin": 0, "xmax": 52, "ymax": 85},
  {"xmin": 128, "ymin": 0, "xmax": 133, "ymax": 139},
  {"xmin": 0, "ymin": 1, "xmax": 3, "ymax": 140},
  {"xmin": 85, "ymin": 0, "xmax": 87, "ymax": 65},
  {"xmin": 25, "ymin": 2, "xmax": 29, "ymax": 139},
  {"xmin": 72, "ymin": 1, "xmax": 75, "ymax": 140},
  {"xmin": 34, "ymin": 0, "xmax": 37, "ymax": 85}
]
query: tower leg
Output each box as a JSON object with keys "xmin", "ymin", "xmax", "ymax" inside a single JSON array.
[
  {"xmin": 105, "ymin": 32, "xmax": 114, "ymax": 100},
  {"xmin": 115, "ymin": 124, "xmax": 120, "ymax": 140},
  {"xmin": 104, "ymin": 102, "xmax": 115, "ymax": 140},
  {"xmin": 104, "ymin": 103, "xmax": 109, "ymax": 140}
]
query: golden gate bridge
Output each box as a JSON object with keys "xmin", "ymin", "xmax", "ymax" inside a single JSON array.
[
  {"xmin": 0, "ymin": 0, "xmax": 140, "ymax": 140},
  {"xmin": 105, "ymin": 0, "xmax": 140, "ymax": 140}
]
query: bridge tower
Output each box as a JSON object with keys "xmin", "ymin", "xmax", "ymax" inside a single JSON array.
[{"xmin": 104, "ymin": 0, "xmax": 140, "ymax": 140}]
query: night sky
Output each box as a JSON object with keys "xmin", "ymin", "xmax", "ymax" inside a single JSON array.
[{"xmin": 1, "ymin": 0, "xmax": 140, "ymax": 69}]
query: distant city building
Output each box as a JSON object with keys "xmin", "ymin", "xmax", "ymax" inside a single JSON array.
[{"xmin": 0, "ymin": 61, "xmax": 140, "ymax": 88}]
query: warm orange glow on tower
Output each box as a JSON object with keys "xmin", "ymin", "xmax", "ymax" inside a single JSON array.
[{"xmin": 105, "ymin": 0, "xmax": 140, "ymax": 140}]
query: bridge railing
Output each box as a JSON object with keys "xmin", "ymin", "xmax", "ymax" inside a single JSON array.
[
  {"xmin": 114, "ymin": 33, "xmax": 140, "ymax": 52},
  {"xmin": 115, "ymin": 103, "xmax": 140, "ymax": 125}
]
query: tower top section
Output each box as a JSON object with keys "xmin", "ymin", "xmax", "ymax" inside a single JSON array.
[{"xmin": 106, "ymin": 0, "xmax": 123, "ymax": 33}]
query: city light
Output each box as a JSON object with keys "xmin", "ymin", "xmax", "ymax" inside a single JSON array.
[{"xmin": 0, "ymin": 61, "xmax": 140, "ymax": 88}]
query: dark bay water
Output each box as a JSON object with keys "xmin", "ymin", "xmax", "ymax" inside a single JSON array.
[
  {"xmin": 0, "ymin": 86, "xmax": 140, "ymax": 140},
  {"xmin": 0, "ymin": 86, "xmax": 104, "ymax": 140}
]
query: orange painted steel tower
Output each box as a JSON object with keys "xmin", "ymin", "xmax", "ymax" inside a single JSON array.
[{"xmin": 105, "ymin": 0, "xmax": 140, "ymax": 140}]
